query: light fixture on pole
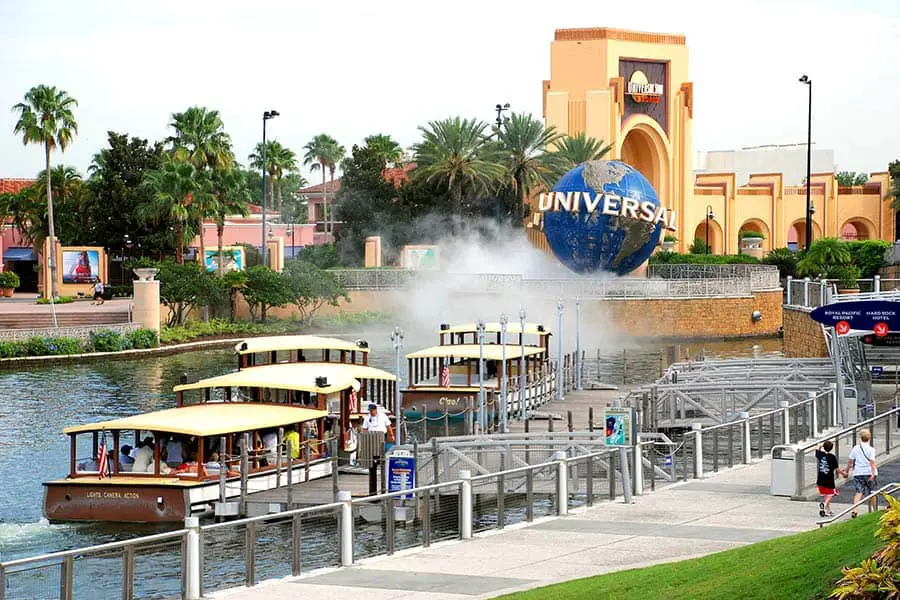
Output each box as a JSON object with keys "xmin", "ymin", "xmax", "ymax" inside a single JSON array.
[
  {"xmin": 477, "ymin": 319, "xmax": 486, "ymax": 433},
  {"xmin": 799, "ymin": 74, "xmax": 813, "ymax": 250},
  {"xmin": 556, "ymin": 301, "xmax": 564, "ymax": 402},
  {"xmin": 575, "ymin": 299, "xmax": 582, "ymax": 390},
  {"xmin": 499, "ymin": 313, "xmax": 509, "ymax": 433},
  {"xmin": 390, "ymin": 326, "xmax": 404, "ymax": 446},
  {"xmin": 284, "ymin": 225, "xmax": 294, "ymax": 260},
  {"xmin": 260, "ymin": 109, "xmax": 279, "ymax": 268},
  {"xmin": 495, "ymin": 103, "xmax": 510, "ymax": 132},
  {"xmin": 518, "ymin": 308, "xmax": 527, "ymax": 421},
  {"xmin": 705, "ymin": 205, "xmax": 714, "ymax": 255}
]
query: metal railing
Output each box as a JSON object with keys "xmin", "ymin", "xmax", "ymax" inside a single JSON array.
[
  {"xmin": 647, "ymin": 264, "xmax": 780, "ymax": 290},
  {"xmin": 784, "ymin": 275, "xmax": 900, "ymax": 309},
  {"xmin": 791, "ymin": 406, "xmax": 900, "ymax": 498},
  {"xmin": 816, "ymin": 482, "xmax": 900, "ymax": 528},
  {"xmin": 0, "ymin": 445, "xmax": 644, "ymax": 600}
]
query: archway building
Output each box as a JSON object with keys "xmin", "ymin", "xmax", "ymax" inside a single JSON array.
[{"xmin": 538, "ymin": 27, "xmax": 894, "ymax": 255}]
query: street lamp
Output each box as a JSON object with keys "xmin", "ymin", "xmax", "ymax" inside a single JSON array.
[
  {"xmin": 799, "ymin": 75, "xmax": 813, "ymax": 250},
  {"xmin": 495, "ymin": 103, "xmax": 510, "ymax": 131},
  {"xmin": 260, "ymin": 109, "xmax": 279, "ymax": 268},
  {"xmin": 705, "ymin": 205, "xmax": 714, "ymax": 255},
  {"xmin": 391, "ymin": 327, "xmax": 404, "ymax": 445},
  {"xmin": 518, "ymin": 308, "xmax": 527, "ymax": 421},
  {"xmin": 556, "ymin": 301, "xmax": 564, "ymax": 402},
  {"xmin": 477, "ymin": 319, "xmax": 486, "ymax": 433},
  {"xmin": 499, "ymin": 313, "xmax": 509, "ymax": 433},
  {"xmin": 285, "ymin": 225, "xmax": 295, "ymax": 260}
]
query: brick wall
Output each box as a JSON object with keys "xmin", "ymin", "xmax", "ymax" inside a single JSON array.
[{"xmin": 783, "ymin": 306, "xmax": 828, "ymax": 357}]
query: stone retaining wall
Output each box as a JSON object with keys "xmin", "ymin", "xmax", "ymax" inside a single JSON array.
[
  {"xmin": 0, "ymin": 323, "xmax": 139, "ymax": 341},
  {"xmin": 783, "ymin": 306, "xmax": 828, "ymax": 357}
]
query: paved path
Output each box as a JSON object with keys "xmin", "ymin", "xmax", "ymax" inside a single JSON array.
[{"xmin": 214, "ymin": 458, "xmax": 821, "ymax": 600}]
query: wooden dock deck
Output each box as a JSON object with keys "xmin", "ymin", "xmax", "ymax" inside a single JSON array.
[{"xmin": 505, "ymin": 387, "xmax": 629, "ymax": 433}]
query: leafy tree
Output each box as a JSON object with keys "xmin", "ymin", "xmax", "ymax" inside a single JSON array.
[
  {"xmin": 762, "ymin": 247, "xmax": 798, "ymax": 279},
  {"xmin": 282, "ymin": 260, "xmax": 348, "ymax": 324},
  {"xmin": 86, "ymin": 132, "xmax": 171, "ymax": 257},
  {"xmin": 412, "ymin": 116, "xmax": 503, "ymax": 214},
  {"xmin": 296, "ymin": 243, "xmax": 339, "ymax": 269},
  {"xmin": 12, "ymin": 84, "xmax": 78, "ymax": 297},
  {"xmin": 157, "ymin": 261, "xmax": 225, "ymax": 326},
  {"xmin": 494, "ymin": 112, "xmax": 561, "ymax": 219},
  {"xmin": 890, "ymin": 160, "xmax": 900, "ymax": 211},
  {"xmin": 139, "ymin": 160, "xmax": 199, "ymax": 264},
  {"xmin": 303, "ymin": 133, "xmax": 344, "ymax": 233},
  {"xmin": 210, "ymin": 168, "xmax": 250, "ymax": 275},
  {"xmin": 279, "ymin": 172, "xmax": 309, "ymax": 223},
  {"xmin": 845, "ymin": 240, "xmax": 890, "ymax": 278},
  {"xmin": 1, "ymin": 167, "xmax": 86, "ymax": 249},
  {"xmin": 835, "ymin": 171, "xmax": 869, "ymax": 186},
  {"xmin": 249, "ymin": 140, "xmax": 289, "ymax": 214},
  {"xmin": 364, "ymin": 134, "xmax": 404, "ymax": 168},
  {"xmin": 221, "ymin": 270, "xmax": 247, "ymax": 321},
  {"xmin": 243, "ymin": 265, "xmax": 293, "ymax": 322},
  {"xmin": 551, "ymin": 132, "xmax": 612, "ymax": 170}
]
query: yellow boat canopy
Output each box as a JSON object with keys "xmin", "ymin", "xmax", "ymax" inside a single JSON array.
[
  {"xmin": 235, "ymin": 334, "xmax": 369, "ymax": 356},
  {"xmin": 174, "ymin": 362, "xmax": 396, "ymax": 395},
  {"xmin": 406, "ymin": 344, "xmax": 546, "ymax": 361},
  {"xmin": 64, "ymin": 404, "xmax": 328, "ymax": 437},
  {"xmin": 438, "ymin": 323, "xmax": 550, "ymax": 336}
]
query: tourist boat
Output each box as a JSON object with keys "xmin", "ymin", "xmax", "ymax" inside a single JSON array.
[
  {"xmin": 234, "ymin": 334, "xmax": 370, "ymax": 370},
  {"xmin": 401, "ymin": 322, "xmax": 555, "ymax": 419},
  {"xmin": 43, "ymin": 402, "xmax": 332, "ymax": 523}
]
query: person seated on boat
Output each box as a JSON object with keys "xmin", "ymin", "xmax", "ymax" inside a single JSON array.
[
  {"xmin": 143, "ymin": 447, "xmax": 172, "ymax": 475},
  {"xmin": 253, "ymin": 437, "xmax": 269, "ymax": 468},
  {"xmin": 118, "ymin": 445, "xmax": 135, "ymax": 471},
  {"xmin": 133, "ymin": 436, "xmax": 156, "ymax": 473},
  {"xmin": 262, "ymin": 429, "xmax": 278, "ymax": 463},
  {"xmin": 283, "ymin": 424, "xmax": 301, "ymax": 460},
  {"xmin": 362, "ymin": 403, "xmax": 395, "ymax": 442},
  {"xmin": 174, "ymin": 452, "xmax": 207, "ymax": 477},
  {"xmin": 297, "ymin": 351, "xmax": 306, "ymax": 362},
  {"xmin": 165, "ymin": 437, "xmax": 185, "ymax": 466},
  {"xmin": 486, "ymin": 360, "xmax": 498, "ymax": 379},
  {"xmin": 205, "ymin": 452, "xmax": 239, "ymax": 476}
]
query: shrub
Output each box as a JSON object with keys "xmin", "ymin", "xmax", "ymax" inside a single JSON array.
[
  {"xmin": 738, "ymin": 229, "xmax": 766, "ymax": 240},
  {"xmin": 87, "ymin": 329, "xmax": 131, "ymax": 353},
  {"xmin": 763, "ymin": 248, "xmax": 798, "ymax": 279},
  {"xmin": 846, "ymin": 240, "xmax": 890, "ymax": 278},
  {"xmin": 798, "ymin": 238, "xmax": 852, "ymax": 277},
  {"xmin": 663, "ymin": 234, "xmax": 678, "ymax": 243},
  {"xmin": 649, "ymin": 252, "xmax": 760, "ymax": 265},
  {"xmin": 831, "ymin": 264, "xmax": 863, "ymax": 289},
  {"xmin": 0, "ymin": 271, "xmax": 21, "ymax": 289},
  {"xmin": 833, "ymin": 495, "xmax": 900, "ymax": 598},
  {"xmin": 36, "ymin": 296, "xmax": 76, "ymax": 305},
  {"xmin": 689, "ymin": 237, "xmax": 710, "ymax": 254},
  {"xmin": 129, "ymin": 328, "xmax": 159, "ymax": 349},
  {"xmin": 0, "ymin": 341, "xmax": 26, "ymax": 358}
]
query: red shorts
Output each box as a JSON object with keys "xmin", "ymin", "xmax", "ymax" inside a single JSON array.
[{"xmin": 818, "ymin": 485, "xmax": 838, "ymax": 497}]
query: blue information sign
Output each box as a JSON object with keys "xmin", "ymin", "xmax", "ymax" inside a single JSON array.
[
  {"xmin": 387, "ymin": 453, "xmax": 416, "ymax": 499},
  {"xmin": 810, "ymin": 301, "xmax": 900, "ymax": 332},
  {"xmin": 872, "ymin": 366, "xmax": 884, "ymax": 377}
]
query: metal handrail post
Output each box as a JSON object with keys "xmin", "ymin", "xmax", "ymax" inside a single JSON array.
[
  {"xmin": 875, "ymin": 274, "xmax": 881, "ymax": 293},
  {"xmin": 809, "ymin": 392, "xmax": 818, "ymax": 437},
  {"xmin": 794, "ymin": 447, "xmax": 806, "ymax": 498},
  {"xmin": 786, "ymin": 276, "xmax": 792, "ymax": 305},
  {"xmin": 339, "ymin": 490, "xmax": 353, "ymax": 566},
  {"xmin": 780, "ymin": 400, "xmax": 791, "ymax": 444},
  {"xmin": 739, "ymin": 411, "xmax": 751, "ymax": 464},
  {"xmin": 803, "ymin": 277, "xmax": 810, "ymax": 307},
  {"xmin": 633, "ymin": 444, "xmax": 643, "ymax": 496},
  {"xmin": 620, "ymin": 447, "xmax": 633, "ymax": 504},
  {"xmin": 185, "ymin": 517, "xmax": 201, "ymax": 600},
  {"xmin": 554, "ymin": 451, "xmax": 568, "ymax": 516},
  {"xmin": 460, "ymin": 470, "xmax": 472, "ymax": 539},
  {"xmin": 692, "ymin": 425, "xmax": 703, "ymax": 479}
]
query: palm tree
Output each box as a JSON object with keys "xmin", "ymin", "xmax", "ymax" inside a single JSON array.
[
  {"xmin": 364, "ymin": 134, "xmax": 404, "ymax": 168},
  {"xmin": 168, "ymin": 106, "xmax": 233, "ymax": 171},
  {"xmin": 12, "ymin": 85, "xmax": 78, "ymax": 298},
  {"xmin": 272, "ymin": 143, "xmax": 298, "ymax": 215},
  {"xmin": 211, "ymin": 168, "xmax": 250, "ymax": 275},
  {"xmin": 552, "ymin": 132, "xmax": 612, "ymax": 171},
  {"xmin": 303, "ymin": 134, "xmax": 341, "ymax": 234},
  {"xmin": 412, "ymin": 116, "xmax": 503, "ymax": 213},
  {"xmin": 139, "ymin": 160, "xmax": 198, "ymax": 264},
  {"xmin": 495, "ymin": 113, "xmax": 561, "ymax": 205},
  {"xmin": 248, "ymin": 141, "xmax": 278, "ymax": 211},
  {"xmin": 326, "ymin": 142, "xmax": 345, "ymax": 233}
]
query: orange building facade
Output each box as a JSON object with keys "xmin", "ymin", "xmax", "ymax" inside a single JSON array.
[{"xmin": 541, "ymin": 27, "xmax": 895, "ymax": 255}]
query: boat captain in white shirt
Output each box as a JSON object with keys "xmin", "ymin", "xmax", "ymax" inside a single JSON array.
[{"xmin": 362, "ymin": 403, "xmax": 395, "ymax": 442}]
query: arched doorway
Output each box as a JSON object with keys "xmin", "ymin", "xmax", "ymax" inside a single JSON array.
[
  {"xmin": 738, "ymin": 218, "xmax": 772, "ymax": 252},
  {"xmin": 840, "ymin": 218, "xmax": 875, "ymax": 241},
  {"xmin": 787, "ymin": 220, "xmax": 823, "ymax": 250},
  {"xmin": 692, "ymin": 219, "xmax": 723, "ymax": 254},
  {"xmin": 620, "ymin": 118, "xmax": 670, "ymax": 210}
]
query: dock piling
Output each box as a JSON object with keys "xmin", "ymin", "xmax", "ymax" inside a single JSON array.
[{"xmin": 460, "ymin": 470, "xmax": 472, "ymax": 539}]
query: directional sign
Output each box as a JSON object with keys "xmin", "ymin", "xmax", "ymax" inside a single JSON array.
[
  {"xmin": 872, "ymin": 366, "xmax": 884, "ymax": 377},
  {"xmin": 386, "ymin": 453, "xmax": 415, "ymax": 500},
  {"xmin": 810, "ymin": 301, "xmax": 900, "ymax": 333},
  {"xmin": 875, "ymin": 322, "xmax": 890, "ymax": 337},
  {"xmin": 862, "ymin": 333, "xmax": 900, "ymax": 347}
]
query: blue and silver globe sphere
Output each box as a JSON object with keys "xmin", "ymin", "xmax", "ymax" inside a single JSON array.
[{"xmin": 542, "ymin": 160, "xmax": 663, "ymax": 275}]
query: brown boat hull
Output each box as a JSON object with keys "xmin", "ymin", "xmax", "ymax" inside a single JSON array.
[{"xmin": 44, "ymin": 483, "xmax": 189, "ymax": 523}]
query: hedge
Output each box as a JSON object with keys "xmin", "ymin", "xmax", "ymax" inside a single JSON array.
[{"xmin": 0, "ymin": 328, "xmax": 159, "ymax": 359}]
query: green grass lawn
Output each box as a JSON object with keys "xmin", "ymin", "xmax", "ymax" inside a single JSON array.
[{"xmin": 501, "ymin": 512, "xmax": 882, "ymax": 600}]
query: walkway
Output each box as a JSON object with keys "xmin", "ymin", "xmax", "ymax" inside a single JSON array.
[
  {"xmin": 0, "ymin": 297, "xmax": 131, "ymax": 329},
  {"xmin": 215, "ymin": 458, "xmax": 818, "ymax": 600}
]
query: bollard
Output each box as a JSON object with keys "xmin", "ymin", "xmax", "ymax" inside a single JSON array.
[
  {"xmin": 780, "ymin": 400, "xmax": 791, "ymax": 444},
  {"xmin": 632, "ymin": 444, "xmax": 643, "ymax": 496},
  {"xmin": 692, "ymin": 424, "xmax": 703, "ymax": 479},
  {"xmin": 339, "ymin": 490, "xmax": 353, "ymax": 566},
  {"xmin": 460, "ymin": 470, "xmax": 473, "ymax": 539},
  {"xmin": 808, "ymin": 391, "xmax": 818, "ymax": 437},
  {"xmin": 185, "ymin": 517, "xmax": 201, "ymax": 600},
  {"xmin": 739, "ymin": 411, "xmax": 751, "ymax": 464},
  {"xmin": 554, "ymin": 451, "xmax": 568, "ymax": 516}
]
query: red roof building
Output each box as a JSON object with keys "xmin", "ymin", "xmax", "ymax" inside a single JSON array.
[{"xmin": 0, "ymin": 178, "xmax": 36, "ymax": 195}]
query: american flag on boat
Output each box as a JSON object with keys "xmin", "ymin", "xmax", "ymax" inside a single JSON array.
[
  {"xmin": 440, "ymin": 362, "xmax": 451, "ymax": 387},
  {"xmin": 350, "ymin": 388, "xmax": 358, "ymax": 411},
  {"xmin": 98, "ymin": 432, "xmax": 110, "ymax": 479}
]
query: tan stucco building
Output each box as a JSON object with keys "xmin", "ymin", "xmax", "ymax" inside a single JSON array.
[{"xmin": 541, "ymin": 27, "xmax": 895, "ymax": 254}]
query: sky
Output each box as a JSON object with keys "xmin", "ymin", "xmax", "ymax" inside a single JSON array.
[{"xmin": 1, "ymin": 0, "xmax": 898, "ymax": 183}]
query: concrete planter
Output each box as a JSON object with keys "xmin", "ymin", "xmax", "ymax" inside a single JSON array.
[
  {"xmin": 661, "ymin": 241, "xmax": 676, "ymax": 252},
  {"xmin": 0, "ymin": 288, "xmax": 13, "ymax": 298}
]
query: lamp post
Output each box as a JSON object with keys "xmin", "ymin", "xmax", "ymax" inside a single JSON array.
[
  {"xmin": 391, "ymin": 327, "xmax": 404, "ymax": 446},
  {"xmin": 705, "ymin": 205, "xmax": 714, "ymax": 255},
  {"xmin": 518, "ymin": 308, "xmax": 527, "ymax": 421},
  {"xmin": 500, "ymin": 313, "xmax": 509, "ymax": 433},
  {"xmin": 556, "ymin": 301, "xmax": 564, "ymax": 402},
  {"xmin": 477, "ymin": 319, "xmax": 486, "ymax": 433},
  {"xmin": 260, "ymin": 109, "xmax": 279, "ymax": 268},
  {"xmin": 575, "ymin": 299, "xmax": 582, "ymax": 390},
  {"xmin": 495, "ymin": 103, "xmax": 510, "ymax": 131},
  {"xmin": 799, "ymin": 75, "xmax": 813, "ymax": 250},
  {"xmin": 284, "ymin": 225, "xmax": 294, "ymax": 260}
]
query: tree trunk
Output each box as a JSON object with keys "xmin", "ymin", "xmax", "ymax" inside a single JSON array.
[
  {"xmin": 277, "ymin": 175, "xmax": 283, "ymax": 215},
  {"xmin": 197, "ymin": 216, "xmax": 206, "ymax": 272},
  {"xmin": 321, "ymin": 165, "xmax": 328, "ymax": 234},
  {"xmin": 175, "ymin": 221, "xmax": 184, "ymax": 264},
  {"xmin": 328, "ymin": 166, "xmax": 336, "ymax": 235},
  {"xmin": 44, "ymin": 143, "xmax": 59, "ymax": 298},
  {"xmin": 269, "ymin": 171, "xmax": 276, "ymax": 212},
  {"xmin": 217, "ymin": 216, "xmax": 225, "ymax": 277}
]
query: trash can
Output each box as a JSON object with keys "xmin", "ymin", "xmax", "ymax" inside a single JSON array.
[{"xmin": 770, "ymin": 445, "xmax": 795, "ymax": 497}]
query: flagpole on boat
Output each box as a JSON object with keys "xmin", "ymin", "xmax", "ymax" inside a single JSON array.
[
  {"xmin": 519, "ymin": 308, "xmax": 527, "ymax": 421},
  {"xmin": 477, "ymin": 319, "xmax": 486, "ymax": 433},
  {"xmin": 391, "ymin": 326, "xmax": 404, "ymax": 446},
  {"xmin": 500, "ymin": 314, "xmax": 509, "ymax": 433}
]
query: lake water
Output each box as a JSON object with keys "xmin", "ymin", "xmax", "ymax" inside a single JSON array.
[{"xmin": 0, "ymin": 330, "xmax": 782, "ymax": 566}]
